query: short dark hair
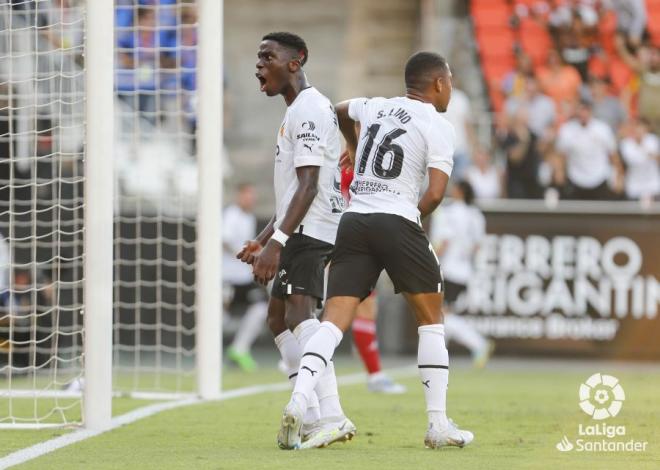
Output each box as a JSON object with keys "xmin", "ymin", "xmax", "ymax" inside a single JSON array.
[
  {"xmin": 236, "ymin": 182, "xmax": 253, "ymax": 192},
  {"xmin": 404, "ymin": 52, "xmax": 448, "ymax": 90},
  {"xmin": 457, "ymin": 180, "xmax": 475, "ymax": 206},
  {"xmin": 262, "ymin": 32, "xmax": 309, "ymax": 66}
]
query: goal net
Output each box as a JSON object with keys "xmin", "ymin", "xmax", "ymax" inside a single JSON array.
[
  {"xmin": 113, "ymin": 0, "xmax": 200, "ymax": 399},
  {"xmin": 0, "ymin": 0, "xmax": 86, "ymax": 428},
  {"xmin": 0, "ymin": 0, "xmax": 221, "ymax": 428}
]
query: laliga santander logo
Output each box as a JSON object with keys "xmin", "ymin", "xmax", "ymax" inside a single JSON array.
[{"xmin": 579, "ymin": 373, "xmax": 625, "ymax": 420}]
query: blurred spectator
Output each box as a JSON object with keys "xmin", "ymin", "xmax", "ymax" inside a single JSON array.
[
  {"xmin": 430, "ymin": 181, "xmax": 492, "ymax": 367},
  {"xmin": 505, "ymin": 76, "xmax": 556, "ymax": 137},
  {"xmin": 611, "ymin": 0, "xmax": 647, "ymax": 50},
  {"xmin": 551, "ymin": 1, "xmax": 598, "ymax": 80},
  {"xmin": 444, "ymin": 84, "xmax": 475, "ymax": 180},
  {"xmin": 39, "ymin": 0, "xmax": 84, "ymax": 51},
  {"xmin": 618, "ymin": 44, "xmax": 660, "ymax": 135},
  {"xmin": 116, "ymin": 7, "xmax": 164, "ymax": 118},
  {"xmin": 549, "ymin": 0, "xmax": 598, "ymax": 30},
  {"xmin": 501, "ymin": 51, "xmax": 534, "ymax": 98},
  {"xmin": 537, "ymin": 48, "xmax": 583, "ymax": 119},
  {"xmin": 583, "ymin": 76, "xmax": 627, "ymax": 132},
  {"xmin": 498, "ymin": 108, "xmax": 543, "ymax": 199},
  {"xmin": 549, "ymin": 0, "xmax": 599, "ymax": 80},
  {"xmin": 222, "ymin": 184, "xmax": 268, "ymax": 371},
  {"xmin": 465, "ymin": 148, "xmax": 502, "ymax": 200},
  {"xmin": 620, "ymin": 118, "xmax": 659, "ymax": 201},
  {"xmin": 555, "ymin": 99, "xmax": 623, "ymax": 199}
]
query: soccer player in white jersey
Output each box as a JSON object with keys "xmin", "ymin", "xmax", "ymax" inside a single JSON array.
[
  {"xmin": 236, "ymin": 32, "xmax": 355, "ymax": 449},
  {"xmin": 278, "ymin": 52, "xmax": 474, "ymax": 450}
]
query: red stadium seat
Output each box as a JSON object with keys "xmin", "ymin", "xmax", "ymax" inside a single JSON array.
[
  {"xmin": 597, "ymin": 10, "xmax": 617, "ymax": 55},
  {"xmin": 476, "ymin": 28, "xmax": 516, "ymax": 56},
  {"xmin": 482, "ymin": 59, "xmax": 516, "ymax": 81},
  {"xmin": 518, "ymin": 18, "xmax": 552, "ymax": 67},
  {"xmin": 647, "ymin": 3, "xmax": 660, "ymax": 47},
  {"xmin": 471, "ymin": 2, "xmax": 512, "ymax": 28}
]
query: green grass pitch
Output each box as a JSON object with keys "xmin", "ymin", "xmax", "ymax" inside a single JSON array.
[{"xmin": 1, "ymin": 359, "xmax": 659, "ymax": 469}]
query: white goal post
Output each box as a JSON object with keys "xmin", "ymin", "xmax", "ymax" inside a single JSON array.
[
  {"xmin": 83, "ymin": 0, "xmax": 114, "ymax": 431},
  {"xmin": 0, "ymin": 0, "xmax": 223, "ymax": 429}
]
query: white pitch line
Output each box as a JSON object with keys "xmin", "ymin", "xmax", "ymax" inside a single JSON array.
[{"xmin": 0, "ymin": 365, "xmax": 417, "ymax": 469}]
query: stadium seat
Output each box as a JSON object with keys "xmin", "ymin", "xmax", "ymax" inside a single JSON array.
[
  {"xmin": 518, "ymin": 18, "xmax": 552, "ymax": 67},
  {"xmin": 597, "ymin": 9, "xmax": 617, "ymax": 55},
  {"xmin": 471, "ymin": 2, "xmax": 511, "ymax": 28},
  {"xmin": 476, "ymin": 28, "xmax": 516, "ymax": 55},
  {"xmin": 646, "ymin": 0, "xmax": 660, "ymax": 44}
]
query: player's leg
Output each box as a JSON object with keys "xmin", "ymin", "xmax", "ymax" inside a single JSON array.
[
  {"xmin": 403, "ymin": 291, "xmax": 473, "ymax": 448},
  {"xmin": 352, "ymin": 294, "xmax": 406, "ymax": 394},
  {"xmin": 277, "ymin": 236, "xmax": 346, "ymax": 428},
  {"xmin": 380, "ymin": 214, "xmax": 472, "ymax": 449},
  {"xmin": 228, "ymin": 284, "xmax": 267, "ymax": 371},
  {"xmin": 278, "ymin": 213, "xmax": 378, "ymax": 449},
  {"xmin": 288, "ymin": 295, "xmax": 361, "ymax": 449},
  {"xmin": 442, "ymin": 280, "xmax": 493, "ymax": 368},
  {"xmin": 268, "ymin": 295, "xmax": 321, "ymax": 431},
  {"xmin": 444, "ymin": 315, "xmax": 493, "ymax": 368}
]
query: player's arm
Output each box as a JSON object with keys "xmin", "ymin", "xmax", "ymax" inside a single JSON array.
[
  {"xmin": 256, "ymin": 215, "xmax": 276, "ymax": 246},
  {"xmin": 420, "ymin": 119, "xmax": 454, "ymax": 219},
  {"xmin": 419, "ymin": 168, "xmax": 450, "ymax": 219},
  {"xmin": 237, "ymin": 214, "xmax": 275, "ymax": 265},
  {"xmin": 335, "ymin": 100, "xmax": 358, "ymax": 164},
  {"xmin": 609, "ymin": 150, "xmax": 625, "ymax": 194},
  {"xmin": 252, "ymin": 167, "xmax": 320, "ymax": 285}
]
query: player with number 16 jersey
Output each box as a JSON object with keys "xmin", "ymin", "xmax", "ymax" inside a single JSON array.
[
  {"xmin": 345, "ymin": 95, "xmax": 455, "ymax": 226},
  {"xmin": 280, "ymin": 52, "xmax": 474, "ymax": 451}
]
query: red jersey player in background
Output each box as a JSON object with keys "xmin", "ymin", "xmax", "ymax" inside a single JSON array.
[{"xmin": 341, "ymin": 165, "xmax": 406, "ymax": 394}]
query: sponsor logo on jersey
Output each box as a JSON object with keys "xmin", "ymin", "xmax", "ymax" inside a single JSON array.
[
  {"xmin": 296, "ymin": 132, "xmax": 320, "ymax": 142},
  {"xmin": 301, "ymin": 120, "xmax": 315, "ymax": 131}
]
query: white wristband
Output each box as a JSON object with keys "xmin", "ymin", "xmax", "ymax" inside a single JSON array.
[{"xmin": 271, "ymin": 229, "xmax": 289, "ymax": 247}]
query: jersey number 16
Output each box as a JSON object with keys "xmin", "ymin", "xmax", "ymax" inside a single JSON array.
[{"xmin": 357, "ymin": 124, "xmax": 407, "ymax": 179}]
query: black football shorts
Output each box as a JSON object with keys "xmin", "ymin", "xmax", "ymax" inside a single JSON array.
[
  {"xmin": 326, "ymin": 212, "xmax": 444, "ymax": 300},
  {"xmin": 270, "ymin": 233, "xmax": 333, "ymax": 301},
  {"xmin": 442, "ymin": 280, "xmax": 466, "ymax": 304}
]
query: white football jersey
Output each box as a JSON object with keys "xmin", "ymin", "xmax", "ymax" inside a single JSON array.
[
  {"xmin": 274, "ymin": 87, "xmax": 343, "ymax": 245},
  {"xmin": 347, "ymin": 96, "xmax": 455, "ymax": 223},
  {"xmin": 430, "ymin": 200, "xmax": 486, "ymax": 284},
  {"xmin": 222, "ymin": 204, "xmax": 256, "ymax": 285}
]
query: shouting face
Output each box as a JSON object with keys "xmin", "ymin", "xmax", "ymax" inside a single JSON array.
[{"xmin": 255, "ymin": 40, "xmax": 301, "ymax": 97}]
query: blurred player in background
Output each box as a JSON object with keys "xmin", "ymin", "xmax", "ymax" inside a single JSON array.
[
  {"xmin": 430, "ymin": 180, "xmax": 493, "ymax": 368},
  {"xmin": 340, "ymin": 165, "xmax": 406, "ymax": 394},
  {"xmin": 280, "ymin": 52, "xmax": 474, "ymax": 450},
  {"xmin": 237, "ymin": 32, "xmax": 355, "ymax": 449},
  {"xmin": 222, "ymin": 183, "xmax": 268, "ymax": 372}
]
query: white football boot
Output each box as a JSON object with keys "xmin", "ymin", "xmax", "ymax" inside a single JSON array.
[
  {"xmin": 299, "ymin": 415, "xmax": 357, "ymax": 449},
  {"xmin": 301, "ymin": 420, "xmax": 323, "ymax": 442},
  {"xmin": 367, "ymin": 373, "xmax": 407, "ymax": 394},
  {"xmin": 277, "ymin": 398, "xmax": 305, "ymax": 450},
  {"xmin": 424, "ymin": 419, "xmax": 474, "ymax": 449}
]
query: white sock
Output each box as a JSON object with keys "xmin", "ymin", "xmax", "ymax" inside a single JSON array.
[
  {"xmin": 293, "ymin": 319, "xmax": 323, "ymax": 423},
  {"xmin": 274, "ymin": 329, "xmax": 320, "ymax": 424},
  {"xmin": 292, "ymin": 321, "xmax": 343, "ymax": 408},
  {"xmin": 231, "ymin": 301, "xmax": 267, "ymax": 353},
  {"xmin": 274, "ymin": 330, "xmax": 301, "ymax": 373},
  {"xmin": 316, "ymin": 361, "xmax": 344, "ymax": 418},
  {"xmin": 293, "ymin": 318, "xmax": 320, "ymax": 348},
  {"xmin": 444, "ymin": 313, "xmax": 487, "ymax": 355},
  {"xmin": 418, "ymin": 324, "xmax": 449, "ymax": 429}
]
